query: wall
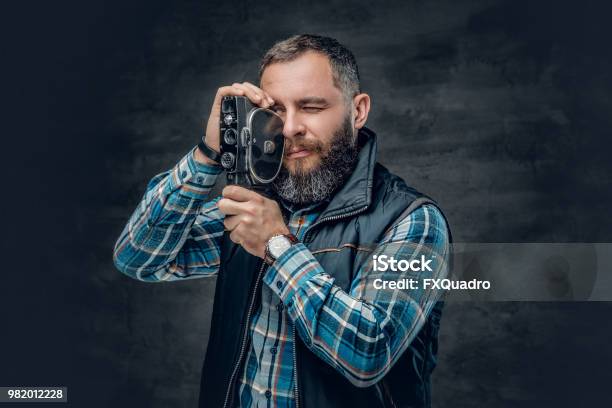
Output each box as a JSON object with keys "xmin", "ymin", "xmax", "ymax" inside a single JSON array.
[{"xmin": 3, "ymin": 1, "xmax": 611, "ymax": 407}]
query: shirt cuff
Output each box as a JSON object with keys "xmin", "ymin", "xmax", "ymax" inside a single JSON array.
[
  {"xmin": 263, "ymin": 243, "xmax": 330, "ymax": 305},
  {"xmin": 165, "ymin": 147, "xmax": 223, "ymax": 199}
]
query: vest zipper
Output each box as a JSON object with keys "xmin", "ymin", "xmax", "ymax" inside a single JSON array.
[
  {"xmin": 303, "ymin": 205, "xmax": 369, "ymax": 243},
  {"xmin": 292, "ymin": 204, "xmax": 369, "ymax": 408},
  {"xmin": 222, "ymin": 261, "xmax": 266, "ymax": 408}
]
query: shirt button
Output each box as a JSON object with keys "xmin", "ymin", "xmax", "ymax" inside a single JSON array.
[
  {"xmin": 286, "ymin": 299, "xmax": 293, "ymax": 308},
  {"xmin": 276, "ymin": 280, "xmax": 283, "ymax": 289},
  {"xmin": 276, "ymin": 302, "xmax": 284, "ymax": 312},
  {"xmin": 265, "ymin": 390, "xmax": 272, "ymax": 399},
  {"xmin": 270, "ymin": 347, "xmax": 277, "ymax": 355},
  {"xmin": 181, "ymin": 170, "xmax": 187, "ymax": 178}
]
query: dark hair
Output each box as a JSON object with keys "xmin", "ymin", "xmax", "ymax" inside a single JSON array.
[{"xmin": 259, "ymin": 34, "xmax": 361, "ymax": 100}]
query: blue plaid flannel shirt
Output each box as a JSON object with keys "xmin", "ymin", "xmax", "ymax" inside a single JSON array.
[{"xmin": 114, "ymin": 148, "xmax": 450, "ymax": 407}]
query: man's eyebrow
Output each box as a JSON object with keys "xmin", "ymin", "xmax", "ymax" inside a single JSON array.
[{"xmin": 297, "ymin": 97, "xmax": 329, "ymax": 106}]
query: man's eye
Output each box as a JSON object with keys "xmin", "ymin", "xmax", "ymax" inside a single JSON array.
[{"xmin": 303, "ymin": 106, "xmax": 323, "ymax": 112}]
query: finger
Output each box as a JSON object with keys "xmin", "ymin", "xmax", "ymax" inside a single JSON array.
[
  {"xmin": 211, "ymin": 85, "xmax": 246, "ymax": 111},
  {"xmin": 232, "ymin": 82, "xmax": 265, "ymax": 106},
  {"xmin": 229, "ymin": 229, "xmax": 243, "ymax": 246},
  {"xmin": 222, "ymin": 185, "xmax": 264, "ymax": 203},
  {"xmin": 223, "ymin": 214, "xmax": 242, "ymax": 231},
  {"xmin": 240, "ymin": 81, "xmax": 267, "ymax": 101},
  {"xmin": 218, "ymin": 198, "xmax": 252, "ymax": 216},
  {"xmin": 231, "ymin": 82, "xmax": 268, "ymax": 108},
  {"xmin": 242, "ymin": 82, "xmax": 274, "ymax": 106}
]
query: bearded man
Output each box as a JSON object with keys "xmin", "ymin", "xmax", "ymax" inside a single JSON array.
[{"xmin": 114, "ymin": 34, "xmax": 451, "ymax": 408}]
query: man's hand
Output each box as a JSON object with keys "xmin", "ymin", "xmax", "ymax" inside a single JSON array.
[
  {"xmin": 218, "ymin": 185, "xmax": 290, "ymax": 259},
  {"xmin": 195, "ymin": 82, "xmax": 275, "ymax": 165}
]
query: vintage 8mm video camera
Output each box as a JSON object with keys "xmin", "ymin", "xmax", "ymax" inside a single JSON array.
[{"xmin": 219, "ymin": 96, "xmax": 285, "ymax": 190}]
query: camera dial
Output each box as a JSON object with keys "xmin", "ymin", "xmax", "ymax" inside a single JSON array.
[
  {"xmin": 220, "ymin": 152, "xmax": 235, "ymax": 169},
  {"xmin": 224, "ymin": 128, "xmax": 237, "ymax": 145}
]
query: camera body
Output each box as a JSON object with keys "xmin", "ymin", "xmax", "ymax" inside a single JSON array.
[{"xmin": 219, "ymin": 96, "xmax": 285, "ymax": 190}]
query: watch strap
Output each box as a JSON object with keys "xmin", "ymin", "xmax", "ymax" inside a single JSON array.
[
  {"xmin": 283, "ymin": 233, "xmax": 299, "ymax": 245},
  {"xmin": 197, "ymin": 137, "xmax": 222, "ymax": 164}
]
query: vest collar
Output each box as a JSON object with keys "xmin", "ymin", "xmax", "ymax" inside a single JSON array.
[{"xmin": 315, "ymin": 126, "xmax": 377, "ymax": 221}]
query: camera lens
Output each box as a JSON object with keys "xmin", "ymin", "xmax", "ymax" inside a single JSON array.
[
  {"xmin": 224, "ymin": 128, "xmax": 237, "ymax": 145},
  {"xmin": 220, "ymin": 152, "xmax": 235, "ymax": 169}
]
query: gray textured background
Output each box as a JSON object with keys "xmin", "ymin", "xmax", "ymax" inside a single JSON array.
[{"xmin": 3, "ymin": 0, "xmax": 612, "ymax": 407}]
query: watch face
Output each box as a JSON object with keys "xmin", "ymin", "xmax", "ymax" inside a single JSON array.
[{"xmin": 269, "ymin": 236, "xmax": 291, "ymax": 259}]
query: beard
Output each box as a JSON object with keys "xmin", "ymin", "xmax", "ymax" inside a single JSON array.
[{"xmin": 272, "ymin": 115, "xmax": 360, "ymax": 206}]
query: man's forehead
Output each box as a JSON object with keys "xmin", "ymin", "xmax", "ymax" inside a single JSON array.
[{"xmin": 260, "ymin": 51, "xmax": 341, "ymax": 101}]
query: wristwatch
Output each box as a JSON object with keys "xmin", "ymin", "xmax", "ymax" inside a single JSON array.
[
  {"xmin": 197, "ymin": 137, "xmax": 222, "ymax": 165},
  {"xmin": 264, "ymin": 233, "xmax": 298, "ymax": 265}
]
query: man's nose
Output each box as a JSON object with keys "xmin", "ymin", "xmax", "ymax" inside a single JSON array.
[{"xmin": 282, "ymin": 111, "xmax": 306, "ymax": 140}]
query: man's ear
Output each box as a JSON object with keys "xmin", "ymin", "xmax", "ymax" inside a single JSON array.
[{"xmin": 352, "ymin": 93, "xmax": 371, "ymax": 129}]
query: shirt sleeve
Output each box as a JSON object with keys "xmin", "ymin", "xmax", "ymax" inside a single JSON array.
[
  {"xmin": 262, "ymin": 203, "xmax": 450, "ymax": 387},
  {"xmin": 113, "ymin": 147, "xmax": 226, "ymax": 282}
]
